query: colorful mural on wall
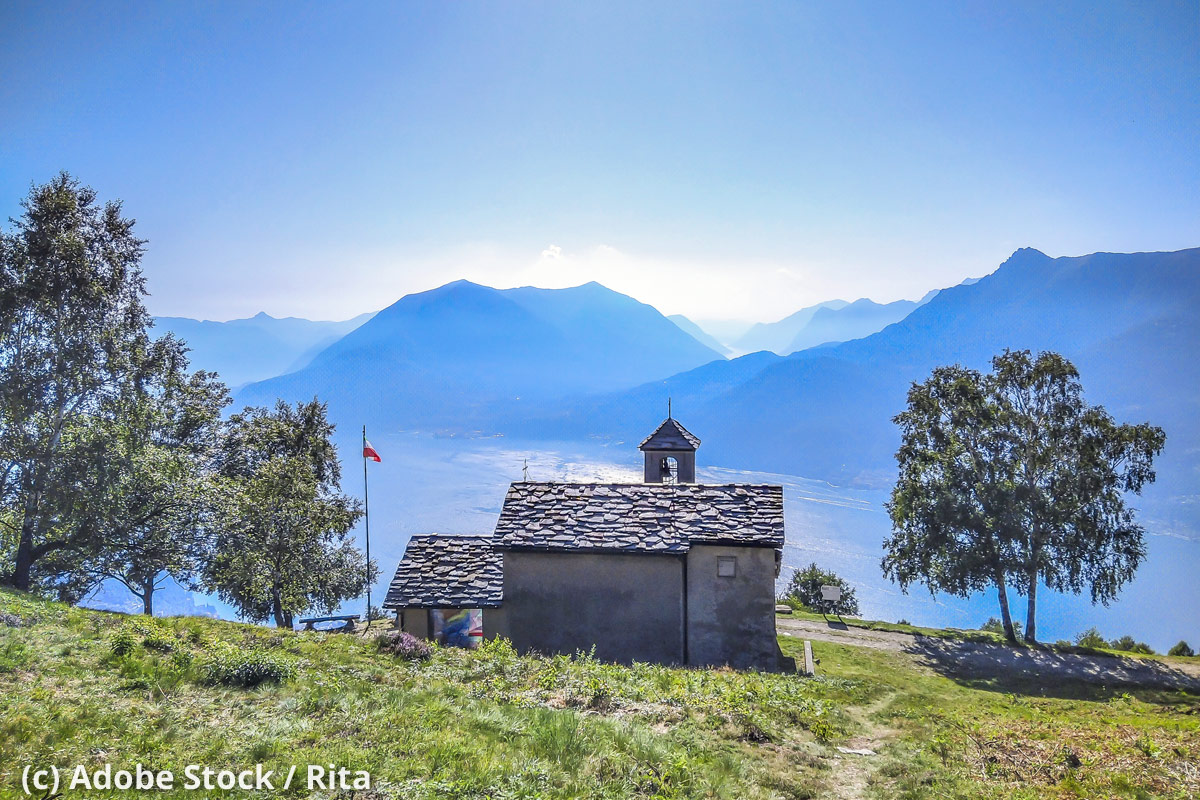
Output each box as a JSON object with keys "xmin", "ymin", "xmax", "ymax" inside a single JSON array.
[{"xmin": 431, "ymin": 608, "xmax": 483, "ymax": 648}]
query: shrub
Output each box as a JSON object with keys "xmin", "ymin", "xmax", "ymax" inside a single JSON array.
[
  {"xmin": 1109, "ymin": 635, "xmax": 1154, "ymax": 655},
  {"xmin": 200, "ymin": 645, "xmax": 297, "ymax": 687},
  {"xmin": 142, "ymin": 628, "xmax": 176, "ymax": 652},
  {"xmin": 1168, "ymin": 640, "xmax": 1194, "ymax": 657},
  {"xmin": 375, "ymin": 631, "xmax": 433, "ymax": 661},
  {"xmin": 980, "ymin": 617, "xmax": 1023, "ymax": 639},
  {"xmin": 1074, "ymin": 628, "xmax": 1107, "ymax": 649},
  {"xmin": 781, "ymin": 563, "xmax": 860, "ymax": 616},
  {"xmin": 109, "ymin": 628, "xmax": 137, "ymax": 657},
  {"xmin": 478, "ymin": 636, "xmax": 518, "ymax": 662}
]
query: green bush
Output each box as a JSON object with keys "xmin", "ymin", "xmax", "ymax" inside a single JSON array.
[
  {"xmin": 1074, "ymin": 627, "xmax": 1107, "ymax": 649},
  {"xmin": 142, "ymin": 628, "xmax": 176, "ymax": 652},
  {"xmin": 200, "ymin": 645, "xmax": 297, "ymax": 688},
  {"xmin": 781, "ymin": 563, "xmax": 860, "ymax": 616},
  {"xmin": 1073, "ymin": 628, "xmax": 1157, "ymax": 654},
  {"xmin": 109, "ymin": 628, "xmax": 137, "ymax": 657},
  {"xmin": 1167, "ymin": 640, "xmax": 1194, "ymax": 657},
  {"xmin": 1109, "ymin": 635, "xmax": 1154, "ymax": 655}
]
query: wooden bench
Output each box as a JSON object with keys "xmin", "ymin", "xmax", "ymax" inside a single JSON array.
[{"xmin": 298, "ymin": 614, "xmax": 360, "ymax": 632}]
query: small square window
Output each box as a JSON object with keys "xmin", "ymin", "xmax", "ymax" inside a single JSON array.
[{"xmin": 717, "ymin": 557, "xmax": 737, "ymax": 578}]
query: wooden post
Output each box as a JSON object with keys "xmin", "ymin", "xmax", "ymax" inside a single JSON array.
[
  {"xmin": 803, "ymin": 640, "xmax": 815, "ymax": 676},
  {"xmin": 363, "ymin": 425, "xmax": 371, "ymax": 629}
]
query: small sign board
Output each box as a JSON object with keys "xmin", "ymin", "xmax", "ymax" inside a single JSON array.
[{"xmin": 819, "ymin": 584, "xmax": 842, "ymax": 603}]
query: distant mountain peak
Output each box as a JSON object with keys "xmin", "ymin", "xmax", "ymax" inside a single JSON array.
[
  {"xmin": 436, "ymin": 278, "xmax": 492, "ymax": 293},
  {"xmin": 1003, "ymin": 247, "xmax": 1052, "ymax": 267},
  {"xmin": 237, "ymin": 277, "xmax": 725, "ymax": 421}
]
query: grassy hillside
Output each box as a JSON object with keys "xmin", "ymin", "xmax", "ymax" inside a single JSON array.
[{"xmin": 1, "ymin": 589, "xmax": 1196, "ymax": 799}]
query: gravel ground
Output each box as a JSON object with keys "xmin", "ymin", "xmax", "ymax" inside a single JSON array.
[{"xmin": 777, "ymin": 616, "xmax": 1200, "ymax": 691}]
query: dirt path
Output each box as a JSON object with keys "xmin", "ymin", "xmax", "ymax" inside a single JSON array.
[
  {"xmin": 778, "ymin": 617, "xmax": 1200, "ymax": 691},
  {"xmin": 821, "ymin": 695, "xmax": 897, "ymax": 800}
]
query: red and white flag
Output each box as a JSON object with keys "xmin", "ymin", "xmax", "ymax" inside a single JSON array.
[{"xmin": 363, "ymin": 439, "xmax": 382, "ymax": 462}]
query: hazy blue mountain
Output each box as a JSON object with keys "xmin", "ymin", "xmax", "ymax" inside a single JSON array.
[
  {"xmin": 154, "ymin": 311, "xmax": 374, "ymax": 388},
  {"xmin": 533, "ymin": 248, "xmax": 1200, "ymax": 493},
  {"xmin": 690, "ymin": 318, "xmax": 757, "ymax": 347},
  {"xmin": 784, "ymin": 293, "xmax": 935, "ymax": 354},
  {"xmin": 236, "ymin": 280, "xmax": 724, "ymax": 429},
  {"xmin": 668, "ymin": 314, "xmax": 733, "ymax": 356},
  {"xmin": 733, "ymin": 299, "xmax": 849, "ymax": 354}
]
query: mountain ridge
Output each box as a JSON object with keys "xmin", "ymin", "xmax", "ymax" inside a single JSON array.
[
  {"xmin": 733, "ymin": 299, "xmax": 849, "ymax": 354},
  {"xmin": 668, "ymin": 314, "xmax": 732, "ymax": 356},
  {"xmin": 784, "ymin": 295, "xmax": 931, "ymax": 354},
  {"xmin": 511, "ymin": 247, "xmax": 1200, "ymax": 492},
  {"xmin": 236, "ymin": 280, "xmax": 725, "ymax": 427},
  {"xmin": 153, "ymin": 311, "xmax": 375, "ymax": 388}
]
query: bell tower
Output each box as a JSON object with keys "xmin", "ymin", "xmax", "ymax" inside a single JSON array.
[{"xmin": 638, "ymin": 412, "xmax": 700, "ymax": 484}]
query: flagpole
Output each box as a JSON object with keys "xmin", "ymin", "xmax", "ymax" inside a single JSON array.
[{"xmin": 362, "ymin": 424, "xmax": 371, "ymax": 629}]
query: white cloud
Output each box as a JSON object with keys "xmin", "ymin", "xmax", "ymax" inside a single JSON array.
[{"xmin": 540, "ymin": 244, "xmax": 562, "ymax": 260}]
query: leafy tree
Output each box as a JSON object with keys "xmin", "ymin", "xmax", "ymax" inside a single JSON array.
[
  {"xmin": 781, "ymin": 562, "xmax": 860, "ymax": 616},
  {"xmin": 885, "ymin": 350, "xmax": 1164, "ymax": 642},
  {"xmin": 1168, "ymin": 641, "xmax": 1194, "ymax": 657},
  {"xmin": 885, "ymin": 363, "xmax": 1023, "ymax": 640},
  {"xmin": 990, "ymin": 351, "xmax": 1164, "ymax": 642},
  {"xmin": 0, "ymin": 174, "xmax": 155, "ymax": 593},
  {"xmin": 205, "ymin": 400, "xmax": 375, "ymax": 628},
  {"xmin": 79, "ymin": 350, "xmax": 229, "ymax": 614}
]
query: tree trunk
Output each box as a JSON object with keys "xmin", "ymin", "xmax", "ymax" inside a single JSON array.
[
  {"xmin": 994, "ymin": 565, "xmax": 1017, "ymax": 643},
  {"xmin": 1025, "ymin": 567, "xmax": 1039, "ymax": 644},
  {"xmin": 13, "ymin": 500, "xmax": 38, "ymax": 591},
  {"xmin": 271, "ymin": 587, "xmax": 289, "ymax": 629},
  {"xmin": 141, "ymin": 584, "xmax": 154, "ymax": 617}
]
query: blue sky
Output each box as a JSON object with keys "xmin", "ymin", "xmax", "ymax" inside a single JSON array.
[{"xmin": 2, "ymin": 1, "xmax": 1197, "ymax": 323}]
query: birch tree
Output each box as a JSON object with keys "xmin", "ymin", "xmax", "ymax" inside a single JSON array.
[
  {"xmin": 0, "ymin": 173, "xmax": 153, "ymax": 593},
  {"xmin": 885, "ymin": 350, "xmax": 1164, "ymax": 643}
]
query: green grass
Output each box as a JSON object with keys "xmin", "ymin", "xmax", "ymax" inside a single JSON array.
[
  {"xmin": 1, "ymin": 588, "xmax": 1196, "ymax": 799},
  {"xmin": 784, "ymin": 636, "xmax": 1199, "ymax": 799}
]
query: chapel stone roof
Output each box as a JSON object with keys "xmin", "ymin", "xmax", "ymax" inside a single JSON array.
[
  {"xmin": 383, "ymin": 533, "xmax": 503, "ymax": 609},
  {"xmin": 639, "ymin": 417, "xmax": 701, "ymax": 451},
  {"xmin": 494, "ymin": 482, "xmax": 784, "ymax": 552}
]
